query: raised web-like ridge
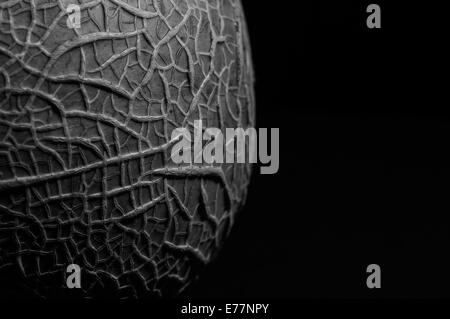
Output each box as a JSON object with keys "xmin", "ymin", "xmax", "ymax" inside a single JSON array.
[{"xmin": 0, "ymin": 0, "xmax": 254, "ymax": 298}]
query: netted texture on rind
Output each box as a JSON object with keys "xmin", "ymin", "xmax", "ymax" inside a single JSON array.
[{"xmin": 0, "ymin": 0, "xmax": 254, "ymax": 298}]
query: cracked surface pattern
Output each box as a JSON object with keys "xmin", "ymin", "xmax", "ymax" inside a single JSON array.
[{"xmin": 0, "ymin": 0, "xmax": 254, "ymax": 298}]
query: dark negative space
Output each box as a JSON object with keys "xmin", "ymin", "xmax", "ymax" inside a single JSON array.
[{"xmin": 191, "ymin": 0, "xmax": 450, "ymax": 298}]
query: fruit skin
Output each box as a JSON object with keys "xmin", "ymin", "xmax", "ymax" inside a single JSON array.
[{"xmin": 0, "ymin": 0, "xmax": 254, "ymax": 298}]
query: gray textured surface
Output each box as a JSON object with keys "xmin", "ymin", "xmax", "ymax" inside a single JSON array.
[{"xmin": 0, "ymin": 0, "xmax": 254, "ymax": 298}]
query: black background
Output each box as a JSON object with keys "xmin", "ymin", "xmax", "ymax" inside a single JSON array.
[{"xmin": 190, "ymin": 0, "xmax": 450, "ymax": 298}]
